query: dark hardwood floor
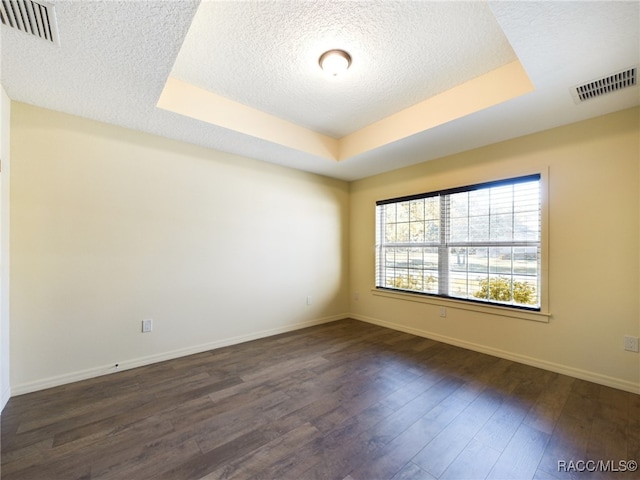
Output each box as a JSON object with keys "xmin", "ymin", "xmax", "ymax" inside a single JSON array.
[{"xmin": 1, "ymin": 319, "xmax": 638, "ymax": 479}]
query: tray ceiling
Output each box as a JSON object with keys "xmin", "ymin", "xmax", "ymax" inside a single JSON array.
[{"xmin": 1, "ymin": 1, "xmax": 638, "ymax": 180}]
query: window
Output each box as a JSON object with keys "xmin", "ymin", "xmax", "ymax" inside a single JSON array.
[{"xmin": 376, "ymin": 174, "xmax": 541, "ymax": 310}]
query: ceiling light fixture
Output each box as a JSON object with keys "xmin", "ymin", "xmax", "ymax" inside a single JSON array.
[{"xmin": 319, "ymin": 49, "xmax": 352, "ymax": 76}]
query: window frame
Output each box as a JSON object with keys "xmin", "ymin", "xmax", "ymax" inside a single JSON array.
[{"xmin": 373, "ymin": 170, "xmax": 550, "ymax": 322}]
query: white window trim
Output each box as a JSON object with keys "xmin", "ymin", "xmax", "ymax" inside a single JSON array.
[
  {"xmin": 373, "ymin": 167, "xmax": 551, "ymax": 322},
  {"xmin": 371, "ymin": 287, "xmax": 550, "ymax": 323}
]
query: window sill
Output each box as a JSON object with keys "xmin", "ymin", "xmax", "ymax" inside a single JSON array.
[{"xmin": 371, "ymin": 288, "xmax": 551, "ymax": 323}]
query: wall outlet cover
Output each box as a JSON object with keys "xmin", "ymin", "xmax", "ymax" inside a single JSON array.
[
  {"xmin": 623, "ymin": 335, "xmax": 639, "ymax": 353},
  {"xmin": 142, "ymin": 319, "xmax": 153, "ymax": 333}
]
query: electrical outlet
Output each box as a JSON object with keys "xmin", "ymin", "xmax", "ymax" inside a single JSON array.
[
  {"xmin": 306, "ymin": 296, "xmax": 312, "ymax": 306},
  {"xmin": 439, "ymin": 307, "xmax": 447, "ymax": 318},
  {"xmin": 142, "ymin": 318, "xmax": 153, "ymax": 333},
  {"xmin": 354, "ymin": 292, "xmax": 360, "ymax": 301},
  {"xmin": 623, "ymin": 335, "xmax": 639, "ymax": 352}
]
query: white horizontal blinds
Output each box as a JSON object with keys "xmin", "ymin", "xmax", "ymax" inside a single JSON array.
[
  {"xmin": 376, "ymin": 196, "xmax": 441, "ymax": 294},
  {"xmin": 445, "ymin": 178, "xmax": 540, "ymax": 307},
  {"xmin": 376, "ymin": 174, "xmax": 541, "ymax": 310}
]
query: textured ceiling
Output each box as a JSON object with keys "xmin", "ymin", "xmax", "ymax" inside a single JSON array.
[
  {"xmin": 171, "ymin": 1, "xmax": 517, "ymax": 138},
  {"xmin": 1, "ymin": 1, "xmax": 638, "ymax": 181}
]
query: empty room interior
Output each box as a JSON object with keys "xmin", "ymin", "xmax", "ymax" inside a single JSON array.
[{"xmin": 0, "ymin": 1, "xmax": 639, "ymax": 479}]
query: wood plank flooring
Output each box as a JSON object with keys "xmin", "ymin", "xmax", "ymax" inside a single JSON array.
[{"xmin": 1, "ymin": 319, "xmax": 638, "ymax": 479}]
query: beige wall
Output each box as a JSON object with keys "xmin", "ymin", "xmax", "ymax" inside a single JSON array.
[
  {"xmin": 10, "ymin": 103, "xmax": 350, "ymax": 394},
  {"xmin": 350, "ymin": 108, "xmax": 640, "ymax": 393},
  {"xmin": 7, "ymin": 102, "xmax": 640, "ymax": 396}
]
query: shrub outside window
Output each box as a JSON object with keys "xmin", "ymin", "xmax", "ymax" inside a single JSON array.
[{"xmin": 375, "ymin": 174, "xmax": 541, "ymax": 310}]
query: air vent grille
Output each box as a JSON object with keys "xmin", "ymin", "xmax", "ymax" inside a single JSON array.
[
  {"xmin": 0, "ymin": 0, "xmax": 58, "ymax": 44},
  {"xmin": 573, "ymin": 67, "xmax": 637, "ymax": 102}
]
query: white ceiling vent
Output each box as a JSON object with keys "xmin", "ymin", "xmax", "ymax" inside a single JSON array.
[
  {"xmin": 0, "ymin": 0, "xmax": 59, "ymax": 45},
  {"xmin": 572, "ymin": 67, "xmax": 637, "ymax": 103}
]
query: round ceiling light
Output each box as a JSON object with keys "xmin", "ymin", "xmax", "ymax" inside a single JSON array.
[{"xmin": 319, "ymin": 49, "xmax": 352, "ymax": 76}]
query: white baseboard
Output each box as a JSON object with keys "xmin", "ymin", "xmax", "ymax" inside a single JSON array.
[
  {"xmin": 350, "ymin": 313, "xmax": 640, "ymax": 395},
  {"xmin": 11, "ymin": 313, "xmax": 638, "ymax": 397},
  {"xmin": 11, "ymin": 314, "xmax": 345, "ymax": 397}
]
